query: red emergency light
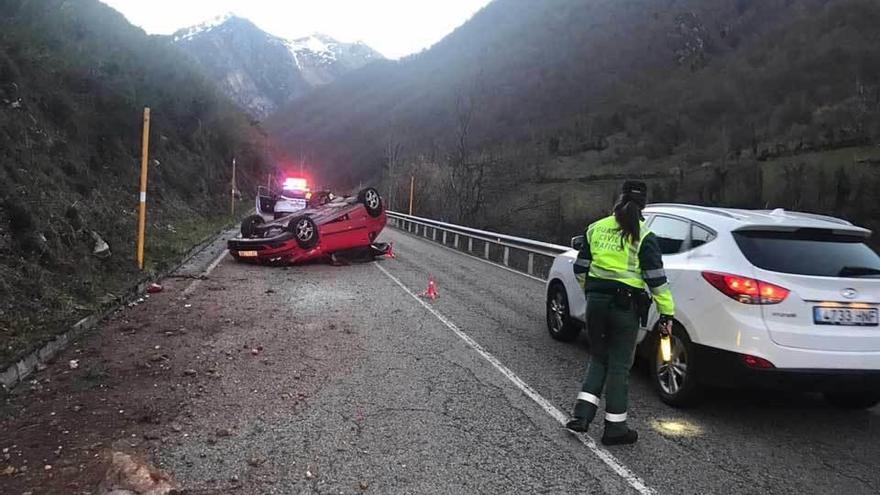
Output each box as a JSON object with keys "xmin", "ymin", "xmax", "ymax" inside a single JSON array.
[{"xmin": 282, "ymin": 177, "xmax": 309, "ymax": 191}]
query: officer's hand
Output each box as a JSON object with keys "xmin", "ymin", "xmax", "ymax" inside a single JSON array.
[{"xmin": 658, "ymin": 315, "xmax": 674, "ymax": 337}]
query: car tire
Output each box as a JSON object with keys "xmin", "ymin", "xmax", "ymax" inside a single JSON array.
[
  {"xmin": 823, "ymin": 391, "xmax": 880, "ymax": 410},
  {"xmin": 240, "ymin": 214, "xmax": 265, "ymax": 239},
  {"xmin": 651, "ymin": 323, "xmax": 703, "ymax": 407},
  {"xmin": 287, "ymin": 216, "xmax": 319, "ymax": 249},
  {"xmin": 358, "ymin": 187, "xmax": 383, "ymax": 218},
  {"xmin": 546, "ymin": 282, "xmax": 580, "ymax": 342}
]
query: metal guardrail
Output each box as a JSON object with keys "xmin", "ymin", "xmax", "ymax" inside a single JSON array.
[{"xmin": 387, "ymin": 211, "xmax": 571, "ymax": 280}]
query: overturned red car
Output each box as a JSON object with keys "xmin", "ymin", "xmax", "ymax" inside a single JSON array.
[{"xmin": 228, "ymin": 187, "xmax": 389, "ymax": 265}]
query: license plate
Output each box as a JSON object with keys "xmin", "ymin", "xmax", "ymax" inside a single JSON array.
[
  {"xmin": 813, "ymin": 307, "xmax": 879, "ymax": 327},
  {"xmin": 238, "ymin": 251, "xmax": 258, "ymax": 258}
]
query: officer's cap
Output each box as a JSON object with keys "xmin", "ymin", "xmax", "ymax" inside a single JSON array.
[{"xmin": 621, "ymin": 180, "xmax": 648, "ymax": 207}]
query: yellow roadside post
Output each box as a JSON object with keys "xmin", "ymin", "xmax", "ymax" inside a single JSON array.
[
  {"xmin": 408, "ymin": 175, "xmax": 415, "ymax": 215},
  {"xmin": 230, "ymin": 157, "xmax": 236, "ymax": 217},
  {"xmin": 136, "ymin": 107, "xmax": 151, "ymax": 270}
]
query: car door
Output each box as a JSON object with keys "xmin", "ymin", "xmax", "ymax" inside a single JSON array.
[{"xmin": 640, "ymin": 215, "xmax": 691, "ymax": 335}]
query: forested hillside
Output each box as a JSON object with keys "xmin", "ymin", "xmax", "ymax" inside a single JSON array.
[
  {"xmin": 270, "ymin": 0, "xmax": 880, "ymax": 241},
  {"xmin": 0, "ymin": 0, "xmax": 269, "ymax": 366}
]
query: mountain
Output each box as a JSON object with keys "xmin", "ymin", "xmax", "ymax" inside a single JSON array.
[
  {"xmin": 170, "ymin": 14, "xmax": 383, "ymax": 118},
  {"xmin": 0, "ymin": 0, "xmax": 270, "ymax": 367},
  {"xmin": 268, "ymin": 0, "xmax": 880, "ymax": 241}
]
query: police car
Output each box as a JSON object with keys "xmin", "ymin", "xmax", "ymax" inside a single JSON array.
[
  {"xmin": 256, "ymin": 177, "xmax": 312, "ymax": 220},
  {"xmin": 546, "ymin": 204, "xmax": 880, "ymax": 408}
]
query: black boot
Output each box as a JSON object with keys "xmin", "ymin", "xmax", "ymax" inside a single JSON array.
[
  {"xmin": 565, "ymin": 417, "xmax": 590, "ymax": 433},
  {"xmin": 601, "ymin": 428, "xmax": 638, "ymax": 446}
]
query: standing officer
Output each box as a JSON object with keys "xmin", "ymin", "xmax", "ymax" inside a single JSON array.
[{"xmin": 565, "ymin": 180, "xmax": 675, "ymax": 445}]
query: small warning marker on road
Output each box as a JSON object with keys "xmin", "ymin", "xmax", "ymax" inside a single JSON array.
[
  {"xmin": 419, "ymin": 276, "xmax": 439, "ymax": 300},
  {"xmin": 385, "ymin": 242, "xmax": 396, "ymax": 258}
]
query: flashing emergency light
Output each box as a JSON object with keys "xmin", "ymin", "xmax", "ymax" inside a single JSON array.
[
  {"xmin": 660, "ymin": 334, "xmax": 672, "ymax": 363},
  {"xmin": 282, "ymin": 177, "xmax": 309, "ymax": 191}
]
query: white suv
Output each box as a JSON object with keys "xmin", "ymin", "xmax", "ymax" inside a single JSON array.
[{"xmin": 546, "ymin": 204, "xmax": 880, "ymax": 408}]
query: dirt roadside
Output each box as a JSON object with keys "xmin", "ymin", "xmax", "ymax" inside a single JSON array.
[{"xmin": 0, "ymin": 233, "xmax": 364, "ymax": 494}]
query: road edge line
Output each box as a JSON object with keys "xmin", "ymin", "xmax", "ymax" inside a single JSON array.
[
  {"xmin": 182, "ymin": 250, "xmax": 229, "ymax": 296},
  {"xmin": 375, "ymin": 263, "xmax": 655, "ymax": 495}
]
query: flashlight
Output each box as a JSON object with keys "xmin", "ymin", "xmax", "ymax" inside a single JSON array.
[{"xmin": 660, "ymin": 334, "xmax": 672, "ymax": 363}]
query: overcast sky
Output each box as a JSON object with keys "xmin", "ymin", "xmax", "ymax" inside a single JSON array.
[{"xmin": 99, "ymin": 0, "xmax": 493, "ymax": 59}]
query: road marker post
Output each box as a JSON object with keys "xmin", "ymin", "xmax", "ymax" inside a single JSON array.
[
  {"xmin": 136, "ymin": 107, "xmax": 151, "ymax": 270},
  {"xmin": 408, "ymin": 175, "xmax": 415, "ymax": 215},
  {"xmin": 230, "ymin": 157, "xmax": 237, "ymax": 217}
]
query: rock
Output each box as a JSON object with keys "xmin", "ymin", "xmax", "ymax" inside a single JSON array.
[
  {"xmin": 69, "ymin": 359, "xmax": 79, "ymax": 370},
  {"xmin": 97, "ymin": 451, "xmax": 178, "ymax": 495},
  {"xmin": 215, "ymin": 428, "xmax": 233, "ymax": 438},
  {"xmin": 149, "ymin": 354, "xmax": 167, "ymax": 363},
  {"xmin": 146, "ymin": 283, "xmax": 163, "ymax": 294},
  {"xmin": 91, "ymin": 231, "xmax": 111, "ymax": 258},
  {"xmin": 247, "ymin": 457, "xmax": 266, "ymax": 467},
  {"xmin": 359, "ymin": 480, "xmax": 369, "ymax": 491},
  {"xmin": 183, "ymin": 369, "xmax": 197, "ymax": 377}
]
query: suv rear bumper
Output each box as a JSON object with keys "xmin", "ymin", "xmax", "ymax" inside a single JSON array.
[{"xmin": 694, "ymin": 344, "xmax": 880, "ymax": 392}]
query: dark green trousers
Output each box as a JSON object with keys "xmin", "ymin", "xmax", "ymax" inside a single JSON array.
[{"xmin": 573, "ymin": 292, "xmax": 639, "ymax": 436}]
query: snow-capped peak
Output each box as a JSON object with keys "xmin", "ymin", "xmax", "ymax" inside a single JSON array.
[{"xmin": 172, "ymin": 13, "xmax": 236, "ymax": 42}]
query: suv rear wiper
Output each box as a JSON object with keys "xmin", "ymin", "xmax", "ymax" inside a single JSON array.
[{"xmin": 838, "ymin": 266, "xmax": 880, "ymax": 278}]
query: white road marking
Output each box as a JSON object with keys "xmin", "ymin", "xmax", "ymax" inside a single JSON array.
[
  {"xmin": 376, "ymin": 262, "xmax": 655, "ymax": 495},
  {"xmin": 388, "ymin": 230, "xmax": 546, "ymax": 284},
  {"xmin": 182, "ymin": 249, "xmax": 229, "ymax": 296}
]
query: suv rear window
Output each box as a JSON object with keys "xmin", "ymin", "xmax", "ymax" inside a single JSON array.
[{"xmin": 733, "ymin": 229, "xmax": 880, "ymax": 278}]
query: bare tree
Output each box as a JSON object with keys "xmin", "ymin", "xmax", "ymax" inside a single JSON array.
[
  {"xmin": 448, "ymin": 80, "xmax": 491, "ymax": 224},
  {"xmin": 382, "ymin": 138, "xmax": 404, "ymax": 210}
]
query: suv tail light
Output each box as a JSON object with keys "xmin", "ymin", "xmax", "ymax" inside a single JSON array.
[
  {"xmin": 701, "ymin": 271, "xmax": 790, "ymax": 305},
  {"xmin": 742, "ymin": 354, "xmax": 775, "ymax": 369}
]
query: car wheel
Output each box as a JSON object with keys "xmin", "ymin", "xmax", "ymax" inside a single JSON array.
[
  {"xmin": 823, "ymin": 391, "xmax": 880, "ymax": 410},
  {"xmin": 287, "ymin": 216, "xmax": 319, "ymax": 249},
  {"xmin": 652, "ymin": 324, "xmax": 703, "ymax": 407},
  {"xmin": 240, "ymin": 214, "xmax": 265, "ymax": 238},
  {"xmin": 358, "ymin": 187, "xmax": 383, "ymax": 218},
  {"xmin": 546, "ymin": 282, "xmax": 580, "ymax": 342}
]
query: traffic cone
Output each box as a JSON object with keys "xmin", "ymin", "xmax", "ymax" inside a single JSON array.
[
  {"xmin": 419, "ymin": 276, "xmax": 439, "ymax": 300},
  {"xmin": 385, "ymin": 242, "xmax": 396, "ymax": 259}
]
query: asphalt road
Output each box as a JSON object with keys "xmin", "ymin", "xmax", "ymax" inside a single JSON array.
[{"xmin": 2, "ymin": 224, "xmax": 878, "ymax": 494}]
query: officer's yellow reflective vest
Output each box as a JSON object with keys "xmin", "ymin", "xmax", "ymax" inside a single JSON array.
[{"xmin": 574, "ymin": 215, "xmax": 675, "ymax": 316}]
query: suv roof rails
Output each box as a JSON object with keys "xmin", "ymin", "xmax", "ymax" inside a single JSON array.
[
  {"xmin": 755, "ymin": 210, "xmax": 853, "ymax": 226},
  {"xmin": 646, "ymin": 203, "xmax": 739, "ymax": 219}
]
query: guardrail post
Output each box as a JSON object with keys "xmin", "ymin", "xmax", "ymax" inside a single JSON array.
[
  {"xmin": 432, "ymin": 228, "xmax": 437, "ymax": 241},
  {"xmin": 484, "ymin": 241, "xmax": 490, "ymax": 259},
  {"xmin": 454, "ymin": 233, "xmax": 459, "ymax": 249},
  {"xmin": 443, "ymin": 231, "xmax": 447, "ymax": 244},
  {"xmin": 503, "ymin": 246, "xmax": 510, "ymax": 266},
  {"xmin": 468, "ymin": 237, "xmax": 473, "ymax": 252},
  {"xmin": 527, "ymin": 253, "xmax": 534, "ymax": 276}
]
